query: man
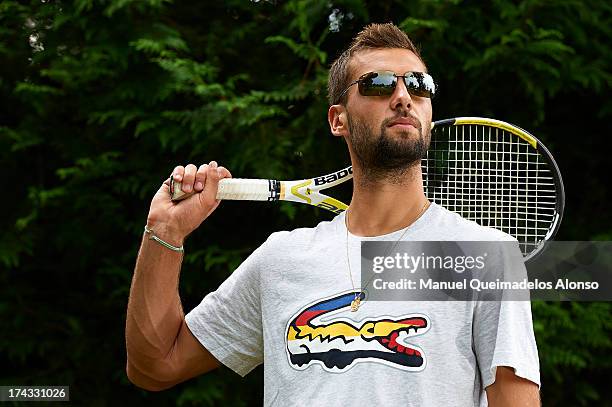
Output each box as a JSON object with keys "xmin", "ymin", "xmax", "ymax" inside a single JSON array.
[{"xmin": 126, "ymin": 23, "xmax": 541, "ymax": 406}]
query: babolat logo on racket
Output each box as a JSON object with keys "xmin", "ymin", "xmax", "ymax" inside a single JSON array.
[
  {"xmin": 313, "ymin": 167, "xmax": 353, "ymax": 186},
  {"xmin": 285, "ymin": 291, "xmax": 430, "ymax": 372}
]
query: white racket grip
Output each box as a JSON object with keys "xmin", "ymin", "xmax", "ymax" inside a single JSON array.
[
  {"xmin": 216, "ymin": 178, "xmax": 271, "ymax": 201},
  {"xmin": 170, "ymin": 178, "xmax": 275, "ymax": 201}
]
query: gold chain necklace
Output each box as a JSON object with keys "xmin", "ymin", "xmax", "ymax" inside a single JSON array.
[{"xmin": 345, "ymin": 198, "xmax": 431, "ymax": 312}]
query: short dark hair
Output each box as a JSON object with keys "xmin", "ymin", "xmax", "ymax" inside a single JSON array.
[{"xmin": 327, "ymin": 23, "xmax": 424, "ymax": 105}]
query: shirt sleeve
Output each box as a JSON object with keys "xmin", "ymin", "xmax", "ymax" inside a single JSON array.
[
  {"xmin": 472, "ymin": 242, "xmax": 541, "ymax": 390},
  {"xmin": 185, "ymin": 236, "xmax": 271, "ymax": 377}
]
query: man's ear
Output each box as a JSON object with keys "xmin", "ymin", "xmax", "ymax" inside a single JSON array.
[{"xmin": 328, "ymin": 104, "xmax": 349, "ymax": 138}]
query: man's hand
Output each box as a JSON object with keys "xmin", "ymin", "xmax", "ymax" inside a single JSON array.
[
  {"xmin": 147, "ymin": 161, "xmax": 232, "ymax": 245},
  {"xmin": 486, "ymin": 366, "xmax": 540, "ymax": 406}
]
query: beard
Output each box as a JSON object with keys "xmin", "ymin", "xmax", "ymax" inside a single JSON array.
[{"xmin": 347, "ymin": 111, "xmax": 430, "ymax": 183}]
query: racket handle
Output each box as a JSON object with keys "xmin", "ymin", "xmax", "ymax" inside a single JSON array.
[
  {"xmin": 217, "ymin": 178, "xmax": 272, "ymax": 201},
  {"xmin": 170, "ymin": 178, "xmax": 275, "ymax": 202}
]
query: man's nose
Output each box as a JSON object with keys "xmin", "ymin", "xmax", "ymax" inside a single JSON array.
[{"xmin": 389, "ymin": 76, "xmax": 413, "ymax": 111}]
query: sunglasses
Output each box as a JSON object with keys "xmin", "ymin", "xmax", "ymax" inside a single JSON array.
[{"xmin": 336, "ymin": 70, "xmax": 436, "ymax": 104}]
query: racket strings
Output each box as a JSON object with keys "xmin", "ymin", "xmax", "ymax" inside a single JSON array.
[{"xmin": 422, "ymin": 124, "xmax": 558, "ymax": 257}]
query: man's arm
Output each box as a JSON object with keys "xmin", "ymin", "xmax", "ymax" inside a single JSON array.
[
  {"xmin": 125, "ymin": 232, "xmax": 220, "ymax": 390},
  {"xmin": 486, "ymin": 366, "xmax": 541, "ymax": 407},
  {"xmin": 125, "ymin": 162, "xmax": 230, "ymax": 390}
]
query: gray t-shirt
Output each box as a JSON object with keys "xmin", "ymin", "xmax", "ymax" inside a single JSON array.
[{"xmin": 186, "ymin": 203, "xmax": 540, "ymax": 406}]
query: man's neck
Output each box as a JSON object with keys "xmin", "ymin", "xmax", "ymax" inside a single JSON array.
[{"xmin": 347, "ymin": 164, "xmax": 428, "ymax": 237}]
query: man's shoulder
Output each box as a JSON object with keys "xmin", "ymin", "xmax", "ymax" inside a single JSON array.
[
  {"xmin": 263, "ymin": 216, "xmax": 340, "ymax": 249},
  {"xmin": 429, "ymin": 203, "xmax": 517, "ymax": 242}
]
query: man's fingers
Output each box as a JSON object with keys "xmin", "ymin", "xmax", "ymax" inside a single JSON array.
[
  {"xmin": 194, "ymin": 164, "xmax": 209, "ymax": 192},
  {"xmin": 166, "ymin": 161, "xmax": 230, "ymax": 205},
  {"xmin": 217, "ymin": 166, "xmax": 232, "ymax": 179},
  {"xmin": 172, "ymin": 165, "xmax": 185, "ymax": 181},
  {"xmin": 201, "ymin": 161, "xmax": 221, "ymax": 206},
  {"xmin": 182, "ymin": 164, "xmax": 198, "ymax": 193}
]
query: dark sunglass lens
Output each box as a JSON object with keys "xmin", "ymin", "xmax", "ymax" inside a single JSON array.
[
  {"xmin": 359, "ymin": 72, "xmax": 396, "ymax": 96},
  {"xmin": 406, "ymin": 72, "xmax": 436, "ymax": 98}
]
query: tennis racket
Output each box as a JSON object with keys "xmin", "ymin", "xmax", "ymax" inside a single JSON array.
[{"xmin": 170, "ymin": 117, "xmax": 564, "ymax": 261}]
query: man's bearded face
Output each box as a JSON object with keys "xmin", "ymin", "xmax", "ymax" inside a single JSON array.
[{"xmin": 346, "ymin": 109, "xmax": 430, "ymax": 179}]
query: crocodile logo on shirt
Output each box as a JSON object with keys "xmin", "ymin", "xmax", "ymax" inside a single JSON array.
[{"xmin": 285, "ymin": 291, "xmax": 430, "ymax": 372}]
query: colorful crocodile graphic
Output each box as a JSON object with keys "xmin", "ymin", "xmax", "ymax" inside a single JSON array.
[{"xmin": 285, "ymin": 291, "xmax": 430, "ymax": 372}]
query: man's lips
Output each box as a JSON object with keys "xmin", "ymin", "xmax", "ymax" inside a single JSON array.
[{"xmin": 387, "ymin": 117, "xmax": 420, "ymax": 129}]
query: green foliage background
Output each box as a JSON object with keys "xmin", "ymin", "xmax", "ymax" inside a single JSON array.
[{"xmin": 1, "ymin": 0, "xmax": 610, "ymax": 405}]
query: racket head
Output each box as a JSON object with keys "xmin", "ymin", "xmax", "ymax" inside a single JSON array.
[{"xmin": 425, "ymin": 117, "xmax": 565, "ymax": 261}]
